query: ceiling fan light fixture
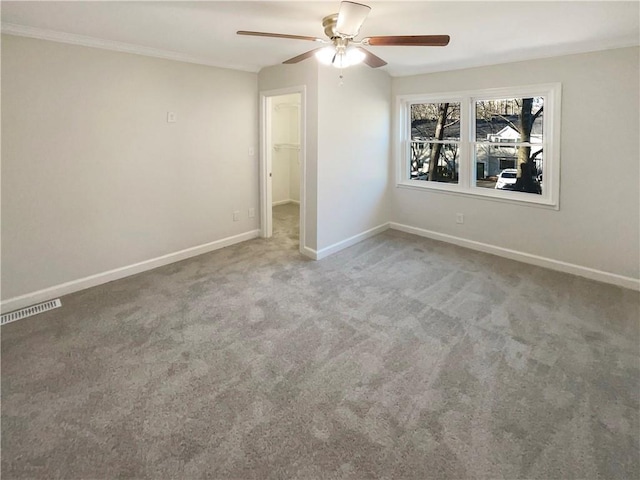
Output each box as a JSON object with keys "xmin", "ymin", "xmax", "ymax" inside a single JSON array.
[
  {"xmin": 315, "ymin": 46, "xmax": 337, "ymax": 65},
  {"xmin": 345, "ymin": 47, "xmax": 365, "ymax": 65},
  {"xmin": 315, "ymin": 45, "xmax": 365, "ymax": 68}
]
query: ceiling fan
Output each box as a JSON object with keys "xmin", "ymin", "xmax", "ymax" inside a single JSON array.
[{"xmin": 237, "ymin": 1, "xmax": 450, "ymax": 69}]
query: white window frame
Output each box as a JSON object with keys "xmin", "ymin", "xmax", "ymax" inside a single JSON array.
[{"xmin": 395, "ymin": 83, "xmax": 562, "ymax": 209}]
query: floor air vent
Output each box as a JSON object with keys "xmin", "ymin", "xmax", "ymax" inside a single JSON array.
[{"xmin": 1, "ymin": 299, "xmax": 62, "ymax": 326}]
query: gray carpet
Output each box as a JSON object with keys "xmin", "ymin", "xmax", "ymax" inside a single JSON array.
[{"xmin": 2, "ymin": 203, "xmax": 639, "ymax": 479}]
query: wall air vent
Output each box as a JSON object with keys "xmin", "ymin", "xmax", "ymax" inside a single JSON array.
[{"xmin": 1, "ymin": 299, "xmax": 62, "ymax": 326}]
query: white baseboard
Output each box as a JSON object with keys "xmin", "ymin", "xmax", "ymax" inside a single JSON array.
[
  {"xmin": 389, "ymin": 222, "xmax": 640, "ymax": 291},
  {"xmin": 315, "ymin": 223, "xmax": 391, "ymax": 261},
  {"xmin": 272, "ymin": 199, "xmax": 300, "ymax": 207},
  {"xmin": 1, "ymin": 230, "xmax": 261, "ymax": 314},
  {"xmin": 5, "ymin": 221, "xmax": 635, "ymax": 315},
  {"xmin": 300, "ymin": 245, "xmax": 318, "ymax": 260}
]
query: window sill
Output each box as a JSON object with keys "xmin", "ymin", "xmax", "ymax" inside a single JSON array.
[{"xmin": 396, "ymin": 181, "xmax": 559, "ymax": 210}]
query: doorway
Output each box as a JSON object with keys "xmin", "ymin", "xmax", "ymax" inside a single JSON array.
[{"xmin": 260, "ymin": 87, "xmax": 305, "ymax": 253}]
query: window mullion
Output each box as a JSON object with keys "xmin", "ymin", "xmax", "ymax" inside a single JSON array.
[{"xmin": 458, "ymin": 97, "xmax": 472, "ymax": 189}]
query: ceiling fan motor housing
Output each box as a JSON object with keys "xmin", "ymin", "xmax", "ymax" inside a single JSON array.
[{"xmin": 322, "ymin": 14, "xmax": 340, "ymax": 38}]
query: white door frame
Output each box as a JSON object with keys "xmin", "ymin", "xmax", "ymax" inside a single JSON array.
[{"xmin": 259, "ymin": 86, "xmax": 306, "ymax": 253}]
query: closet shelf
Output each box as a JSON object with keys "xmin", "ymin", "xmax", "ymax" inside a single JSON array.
[
  {"xmin": 274, "ymin": 143, "xmax": 300, "ymax": 151},
  {"xmin": 274, "ymin": 103, "xmax": 300, "ymax": 111}
]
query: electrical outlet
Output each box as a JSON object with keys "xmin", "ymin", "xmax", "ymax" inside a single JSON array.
[
  {"xmin": 456, "ymin": 213, "xmax": 464, "ymax": 224},
  {"xmin": 167, "ymin": 111, "xmax": 177, "ymax": 123},
  {"xmin": 248, "ymin": 208, "xmax": 255, "ymax": 218},
  {"xmin": 233, "ymin": 211, "xmax": 240, "ymax": 222},
  {"xmin": 248, "ymin": 147, "xmax": 255, "ymax": 156}
]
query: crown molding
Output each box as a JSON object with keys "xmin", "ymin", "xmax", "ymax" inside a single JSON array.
[{"xmin": 1, "ymin": 22, "xmax": 260, "ymax": 73}]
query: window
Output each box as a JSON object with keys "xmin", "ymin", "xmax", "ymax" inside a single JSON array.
[
  {"xmin": 409, "ymin": 102, "xmax": 461, "ymax": 184},
  {"xmin": 396, "ymin": 84, "xmax": 561, "ymax": 207}
]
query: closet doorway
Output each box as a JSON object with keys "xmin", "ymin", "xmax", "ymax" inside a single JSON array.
[{"xmin": 260, "ymin": 87, "xmax": 305, "ymax": 252}]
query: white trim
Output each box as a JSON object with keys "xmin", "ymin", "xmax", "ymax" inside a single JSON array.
[
  {"xmin": 300, "ymin": 246, "xmax": 318, "ymax": 260},
  {"xmin": 1, "ymin": 23, "xmax": 259, "ymax": 72},
  {"xmin": 259, "ymin": 86, "xmax": 307, "ymax": 256},
  {"xmin": 387, "ymin": 41, "xmax": 640, "ymax": 78},
  {"xmin": 395, "ymin": 182, "xmax": 559, "ymax": 210},
  {"xmin": 5, "ymin": 222, "xmax": 636, "ymax": 314},
  {"xmin": 0, "ymin": 230, "xmax": 260, "ymax": 314},
  {"xmin": 389, "ymin": 222, "xmax": 640, "ymax": 291},
  {"xmin": 395, "ymin": 83, "xmax": 561, "ymax": 209},
  {"xmin": 315, "ymin": 223, "xmax": 391, "ymax": 260},
  {"xmin": 260, "ymin": 94, "xmax": 274, "ymax": 238}
]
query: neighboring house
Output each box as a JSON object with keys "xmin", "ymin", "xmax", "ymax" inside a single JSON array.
[
  {"xmin": 411, "ymin": 115, "xmax": 544, "ymax": 180},
  {"xmin": 476, "ymin": 125, "xmax": 543, "ymax": 178}
]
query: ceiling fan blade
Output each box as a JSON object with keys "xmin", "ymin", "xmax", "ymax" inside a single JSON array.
[
  {"xmin": 356, "ymin": 47, "xmax": 387, "ymax": 68},
  {"xmin": 336, "ymin": 1, "xmax": 371, "ymax": 37},
  {"xmin": 364, "ymin": 35, "xmax": 450, "ymax": 47},
  {"xmin": 283, "ymin": 48, "xmax": 324, "ymax": 65},
  {"xmin": 237, "ymin": 31, "xmax": 323, "ymax": 42}
]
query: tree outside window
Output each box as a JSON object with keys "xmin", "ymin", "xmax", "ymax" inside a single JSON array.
[
  {"xmin": 397, "ymin": 84, "xmax": 560, "ymax": 208},
  {"xmin": 410, "ymin": 102, "xmax": 461, "ymax": 183},
  {"xmin": 475, "ymin": 97, "xmax": 544, "ymax": 195}
]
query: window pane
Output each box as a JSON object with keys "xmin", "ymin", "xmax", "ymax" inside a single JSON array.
[
  {"xmin": 411, "ymin": 102, "xmax": 461, "ymax": 141},
  {"xmin": 475, "ymin": 97, "xmax": 544, "ymax": 143},
  {"xmin": 475, "ymin": 144, "xmax": 543, "ymax": 195},
  {"xmin": 410, "ymin": 141, "xmax": 460, "ymax": 184}
]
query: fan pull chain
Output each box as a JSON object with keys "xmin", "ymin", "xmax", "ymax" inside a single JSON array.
[{"xmin": 339, "ymin": 68, "xmax": 344, "ymax": 85}]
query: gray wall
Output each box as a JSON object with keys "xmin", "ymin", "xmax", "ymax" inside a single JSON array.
[
  {"xmin": 2, "ymin": 35, "xmax": 259, "ymax": 300},
  {"xmin": 317, "ymin": 64, "xmax": 391, "ymax": 251},
  {"xmin": 259, "ymin": 61, "xmax": 319, "ymax": 251},
  {"xmin": 2, "ymin": 35, "xmax": 637, "ymax": 306},
  {"xmin": 391, "ymin": 47, "xmax": 639, "ymax": 280},
  {"xmin": 259, "ymin": 62, "xmax": 391, "ymax": 255}
]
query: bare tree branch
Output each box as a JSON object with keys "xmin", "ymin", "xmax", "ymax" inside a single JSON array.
[
  {"xmin": 530, "ymin": 148, "xmax": 544, "ymax": 161},
  {"xmin": 532, "ymin": 106, "xmax": 544, "ymax": 122},
  {"xmin": 492, "ymin": 114, "xmax": 520, "ymax": 134}
]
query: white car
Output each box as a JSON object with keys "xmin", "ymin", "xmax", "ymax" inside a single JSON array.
[{"xmin": 495, "ymin": 169, "xmax": 518, "ymax": 190}]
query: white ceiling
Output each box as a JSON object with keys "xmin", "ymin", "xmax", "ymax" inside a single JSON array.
[{"xmin": 2, "ymin": 1, "xmax": 638, "ymax": 76}]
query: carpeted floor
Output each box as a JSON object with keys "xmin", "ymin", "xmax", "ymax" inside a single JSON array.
[{"xmin": 2, "ymin": 203, "xmax": 639, "ymax": 479}]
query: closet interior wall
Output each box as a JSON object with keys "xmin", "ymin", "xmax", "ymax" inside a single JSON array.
[{"xmin": 271, "ymin": 94, "xmax": 300, "ymax": 206}]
